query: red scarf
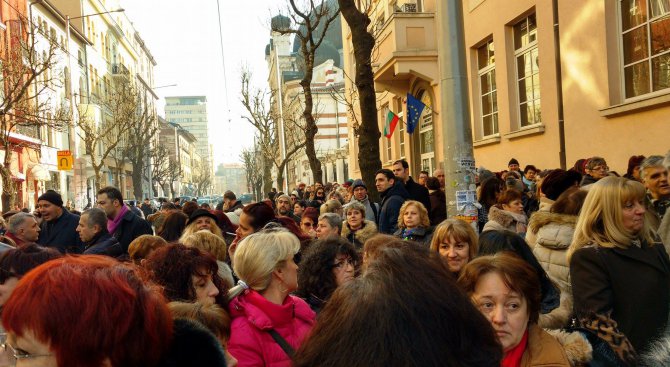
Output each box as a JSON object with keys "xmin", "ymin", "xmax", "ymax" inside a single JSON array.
[{"xmin": 501, "ymin": 329, "xmax": 528, "ymax": 367}]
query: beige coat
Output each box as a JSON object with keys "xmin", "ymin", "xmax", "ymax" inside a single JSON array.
[{"xmin": 526, "ymin": 211, "xmax": 577, "ymax": 329}]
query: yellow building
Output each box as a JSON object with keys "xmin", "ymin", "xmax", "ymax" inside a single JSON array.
[{"xmin": 344, "ymin": 0, "xmax": 670, "ymax": 178}]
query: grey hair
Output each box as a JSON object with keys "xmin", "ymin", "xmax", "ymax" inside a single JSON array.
[
  {"xmin": 319, "ymin": 212, "xmax": 342, "ymax": 233},
  {"xmin": 7, "ymin": 212, "xmax": 36, "ymax": 234},
  {"xmin": 640, "ymin": 155, "xmax": 666, "ymax": 180},
  {"xmin": 82, "ymin": 207, "xmax": 108, "ymax": 232},
  {"xmin": 664, "ymin": 151, "xmax": 670, "ymax": 170}
]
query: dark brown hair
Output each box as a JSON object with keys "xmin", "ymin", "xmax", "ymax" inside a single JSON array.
[
  {"xmin": 0, "ymin": 244, "xmax": 62, "ymax": 283},
  {"xmin": 293, "ymin": 246, "xmax": 502, "ymax": 366},
  {"xmin": 550, "ymin": 187, "xmax": 587, "ymax": 216},
  {"xmin": 157, "ymin": 211, "xmax": 188, "ymax": 242},
  {"xmin": 458, "ymin": 252, "xmax": 541, "ymax": 323}
]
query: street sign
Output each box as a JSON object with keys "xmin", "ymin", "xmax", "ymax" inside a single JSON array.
[{"xmin": 57, "ymin": 150, "xmax": 73, "ymax": 171}]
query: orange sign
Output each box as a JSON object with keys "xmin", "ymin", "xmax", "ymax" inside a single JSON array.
[{"xmin": 57, "ymin": 150, "xmax": 73, "ymax": 170}]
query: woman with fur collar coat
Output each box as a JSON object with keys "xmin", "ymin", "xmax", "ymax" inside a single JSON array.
[
  {"xmin": 341, "ymin": 202, "xmax": 378, "ymax": 250},
  {"xmin": 526, "ymin": 187, "xmax": 587, "ymax": 330},
  {"xmin": 482, "ymin": 190, "xmax": 528, "ymax": 235}
]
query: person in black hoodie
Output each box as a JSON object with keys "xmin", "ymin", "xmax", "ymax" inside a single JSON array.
[
  {"xmin": 77, "ymin": 208, "xmax": 123, "ymax": 257},
  {"xmin": 36, "ymin": 190, "xmax": 83, "ymax": 253},
  {"xmin": 392, "ymin": 159, "xmax": 431, "ymax": 213},
  {"xmin": 375, "ymin": 169, "xmax": 409, "ymax": 234}
]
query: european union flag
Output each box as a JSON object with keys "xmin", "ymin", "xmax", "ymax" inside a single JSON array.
[{"xmin": 406, "ymin": 93, "xmax": 426, "ymax": 134}]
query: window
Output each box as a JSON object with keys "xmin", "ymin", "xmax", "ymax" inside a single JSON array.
[
  {"xmin": 478, "ymin": 39, "xmax": 498, "ymax": 136},
  {"xmin": 514, "ymin": 14, "xmax": 541, "ymax": 127},
  {"xmin": 621, "ymin": 0, "xmax": 670, "ymax": 98}
]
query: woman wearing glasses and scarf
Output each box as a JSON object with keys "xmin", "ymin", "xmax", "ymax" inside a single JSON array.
[{"xmin": 295, "ymin": 237, "xmax": 360, "ymax": 313}]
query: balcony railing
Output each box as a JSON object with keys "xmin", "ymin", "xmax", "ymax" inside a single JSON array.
[{"xmin": 111, "ymin": 63, "xmax": 129, "ymax": 76}]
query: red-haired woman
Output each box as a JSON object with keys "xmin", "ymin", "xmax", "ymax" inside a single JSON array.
[
  {"xmin": 1, "ymin": 256, "xmax": 228, "ymax": 366},
  {"xmin": 145, "ymin": 243, "xmax": 228, "ymax": 307}
]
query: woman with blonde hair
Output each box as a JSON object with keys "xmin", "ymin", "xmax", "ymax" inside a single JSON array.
[
  {"xmin": 227, "ymin": 228, "xmax": 315, "ymax": 366},
  {"xmin": 569, "ymin": 176, "xmax": 670, "ymax": 364},
  {"xmin": 180, "ymin": 209, "xmax": 223, "ymax": 242},
  {"xmin": 393, "ymin": 200, "xmax": 433, "ymax": 246},
  {"xmin": 320, "ymin": 199, "xmax": 343, "ymax": 217},
  {"xmin": 182, "ymin": 230, "xmax": 234, "ymax": 289},
  {"xmin": 429, "ymin": 218, "xmax": 478, "ymax": 276}
]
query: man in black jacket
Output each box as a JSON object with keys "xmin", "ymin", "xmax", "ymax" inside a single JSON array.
[
  {"xmin": 223, "ymin": 191, "xmax": 244, "ymax": 213},
  {"xmin": 77, "ymin": 208, "xmax": 122, "ymax": 257},
  {"xmin": 392, "ymin": 159, "xmax": 431, "ymax": 213},
  {"xmin": 97, "ymin": 186, "xmax": 153, "ymax": 253},
  {"xmin": 376, "ymin": 169, "xmax": 409, "ymax": 234},
  {"xmin": 36, "ymin": 190, "xmax": 83, "ymax": 253}
]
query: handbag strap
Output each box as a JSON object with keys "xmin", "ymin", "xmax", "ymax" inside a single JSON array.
[{"xmin": 267, "ymin": 329, "xmax": 295, "ymax": 358}]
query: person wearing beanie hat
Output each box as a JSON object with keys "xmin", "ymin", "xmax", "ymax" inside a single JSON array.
[
  {"xmin": 37, "ymin": 190, "xmax": 84, "ymax": 253},
  {"xmin": 508, "ymin": 158, "xmax": 521, "ymax": 172},
  {"xmin": 344, "ymin": 179, "xmax": 379, "ymax": 223}
]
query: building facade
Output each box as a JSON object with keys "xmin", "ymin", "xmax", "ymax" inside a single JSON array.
[
  {"xmin": 341, "ymin": 0, "xmax": 670, "ymax": 181},
  {"xmin": 164, "ymin": 96, "xmax": 212, "ymax": 176}
]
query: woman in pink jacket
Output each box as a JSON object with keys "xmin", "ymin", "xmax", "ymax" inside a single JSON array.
[{"xmin": 227, "ymin": 227, "xmax": 315, "ymax": 367}]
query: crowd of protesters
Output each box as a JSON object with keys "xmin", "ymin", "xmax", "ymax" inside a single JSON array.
[{"xmin": 0, "ymin": 152, "xmax": 667, "ymax": 366}]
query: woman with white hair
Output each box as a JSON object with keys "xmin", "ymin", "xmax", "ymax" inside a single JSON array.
[
  {"xmin": 227, "ymin": 228, "xmax": 315, "ymax": 366},
  {"xmin": 569, "ymin": 176, "xmax": 670, "ymax": 365}
]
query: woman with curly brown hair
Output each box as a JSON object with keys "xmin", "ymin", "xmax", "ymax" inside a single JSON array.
[
  {"xmin": 157, "ymin": 211, "xmax": 188, "ymax": 243},
  {"xmin": 295, "ymin": 237, "xmax": 360, "ymax": 313},
  {"xmin": 145, "ymin": 243, "xmax": 228, "ymax": 307}
]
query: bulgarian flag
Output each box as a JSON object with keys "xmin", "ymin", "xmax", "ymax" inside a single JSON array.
[{"xmin": 384, "ymin": 111, "xmax": 400, "ymax": 139}]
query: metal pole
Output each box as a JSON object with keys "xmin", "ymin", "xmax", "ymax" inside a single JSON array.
[{"xmin": 436, "ymin": 0, "xmax": 477, "ymax": 220}]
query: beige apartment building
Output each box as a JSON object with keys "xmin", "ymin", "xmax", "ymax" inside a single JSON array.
[{"xmin": 343, "ymin": 0, "xmax": 670, "ymax": 179}]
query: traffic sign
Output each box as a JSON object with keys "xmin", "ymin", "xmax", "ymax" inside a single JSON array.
[{"xmin": 57, "ymin": 150, "xmax": 73, "ymax": 171}]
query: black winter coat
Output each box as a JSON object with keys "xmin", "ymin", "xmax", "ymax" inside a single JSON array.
[
  {"xmin": 393, "ymin": 226, "xmax": 434, "ymax": 247},
  {"xmin": 83, "ymin": 232, "xmax": 123, "ymax": 257},
  {"xmin": 405, "ymin": 177, "xmax": 431, "ymax": 213},
  {"xmin": 112, "ymin": 210, "xmax": 153, "ymax": 253},
  {"xmin": 37, "ymin": 209, "xmax": 83, "ymax": 253},
  {"xmin": 158, "ymin": 318, "xmax": 228, "ymax": 367},
  {"xmin": 570, "ymin": 241, "xmax": 670, "ymax": 354},
  {"xmin": 377, "ymin": 181, "xmax": 409, "ymax": 234}
]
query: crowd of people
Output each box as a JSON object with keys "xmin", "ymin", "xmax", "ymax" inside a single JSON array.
[{"xmin": 0, "ymin": 153, "xmax": 667, "ymax": 366}]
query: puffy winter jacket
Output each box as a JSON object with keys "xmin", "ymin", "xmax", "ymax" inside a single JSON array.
[{"xmin": 228, "ymin": 290, "xmax": 315, "ymax": 367}]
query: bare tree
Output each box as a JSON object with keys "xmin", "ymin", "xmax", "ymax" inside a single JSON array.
[
  {"xmin": 240, "ymin": 145, "xmax": 263, "ymax": 202},
  {"xmin": 240, "ymin": 68, "xmax": 305, "ymax": 194},
  {"xmin": 0, "ymin": 18, "xmax": 70, "ymax": 211},
  {"xmin": 146, "ymin": 144, "xmax": 171, "ymax": 197},
  {"xmin": 75, "ymin": 78, "xmax": 138, "ymax": 191},
  {"xmin": 337, "ymin": 0, "xmax": 382, "ymax": 200},
  {"xmin": 272, "ymin": 0, "xmax": 340, "ymax": 184},
  {"xmin": 191, "ymin": 158, "xmax": 212, "ymax": 197},
  {"xmin": 122, "ymin": 94, "xmax": 158, "ymax": 200}
]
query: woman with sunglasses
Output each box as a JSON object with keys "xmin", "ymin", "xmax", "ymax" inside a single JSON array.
[{"xmin": 295, "ymin": 237, "xmax": 360, "ymax": 313}]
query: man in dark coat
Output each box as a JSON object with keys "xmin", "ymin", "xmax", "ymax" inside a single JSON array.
[
  {"xmin": 392, "ymin": 159, "xmax": 431, "ymax": 213},
  {"xmin": 97, "ymin": 186, "xmax": 153, "ymax": 253},
  {"xmin": 223, "ymin": 191, "xmax": 244, "ymax": 213},
  {"xmin": 36, "ymin": 190, "xmax": 84, "ymax": 253},
  {"xmin": 77, "ymin": 208, "xmax": 122, "ymax": 257},
  {"xmin": 140, "ymin": 198, "xmax": 155, "ymax": 218},
  {"xmin": 375, "ymin": 169, "xmax": 409, "ymax": 234}
]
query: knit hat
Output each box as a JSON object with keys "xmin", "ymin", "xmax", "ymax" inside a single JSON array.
[
  {"xmin": 37, "ymin": 190, "xmax": 63, "ymax": 207},
  {"xmin": 187, "ymin": 208, "xmax": 218, "ymax": 225},
  {"xmin": 540, "ymin": 169, "xmax": 583, "ymax": 201},
  {"xmin": 508, "ymin": 158, "xmax": 520, "ymax": 167},
  {"xmin": 352, "ymin": 179, "xmax": 367, "ymax": 191}
]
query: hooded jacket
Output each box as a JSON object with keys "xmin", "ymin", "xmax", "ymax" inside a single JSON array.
[
  {"xmin": 482, "ymin": 205, "xmax": 528, "ymax": 235},
  {"xmin": 526, "ymin": 211, "xmax": 577, "ymax": 329},
  {"xmin": 341, "ymin": 220, "xmax": 378, "ymax": 250},
  {"xmin": 228, "ymin": 290, "xmax": 315, "ymax": 367},
  {"xmin": 377, "ymin": 181, "xmax": 409, "ymax": 234},
  {"xmin": 345, "ymin": 195, "xmax": 379, "ymax": 223}
]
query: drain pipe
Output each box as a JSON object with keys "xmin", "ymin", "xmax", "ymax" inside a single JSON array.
[{"xmin": 553, "ymin": 0, "xmax": 567, "ymax": 169}]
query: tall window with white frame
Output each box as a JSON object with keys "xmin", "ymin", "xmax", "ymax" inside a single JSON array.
[
  {"xmin": 398, "ymin": 100, "xmax": 406, "ymax": 159},
  {"xmin": 621, "ymin": 0, "xmax": 670, "ymax": 98},
  {"xmin": 514, "ymin": 14, "xmax": 540, "ymax": 127},
  {"xmin": 477, "ymin": 39, "xmax": 498, "ymax": 136}
]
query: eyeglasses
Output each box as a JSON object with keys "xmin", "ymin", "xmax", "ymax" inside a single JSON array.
[
  {"xmin": 332, "ymin": 257, "xmax": 357, "ymax": 269},
  {"xmin": 591, "ymin": 165, "xmax": 609, "ymax": 171},
  {"xmin": 302, "ymin": 222, "xmax": 313, "ymax": 227},
  {"xmin": 1, "ymin": 340, "xmax": 53, "ymax": 362}
]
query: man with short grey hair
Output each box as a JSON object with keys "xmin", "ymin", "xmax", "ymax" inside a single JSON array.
[
  {"xmin": 5, "ymin": 212, "xmax": 40, "ymax": 247},
  {"xmin": 316, "ymin": 213, "xmax": 342, "ymax": 239},
  {"xmin": 641, "ymin": 155, "xmax": 670, "ymax": 229},
  {"xmin": 76, "ymin": 208, "xmax": 122, "ymax": 257},
  {"xmin": 659, "ymin": 151, "xmax": 670, "ymax": 247}
]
